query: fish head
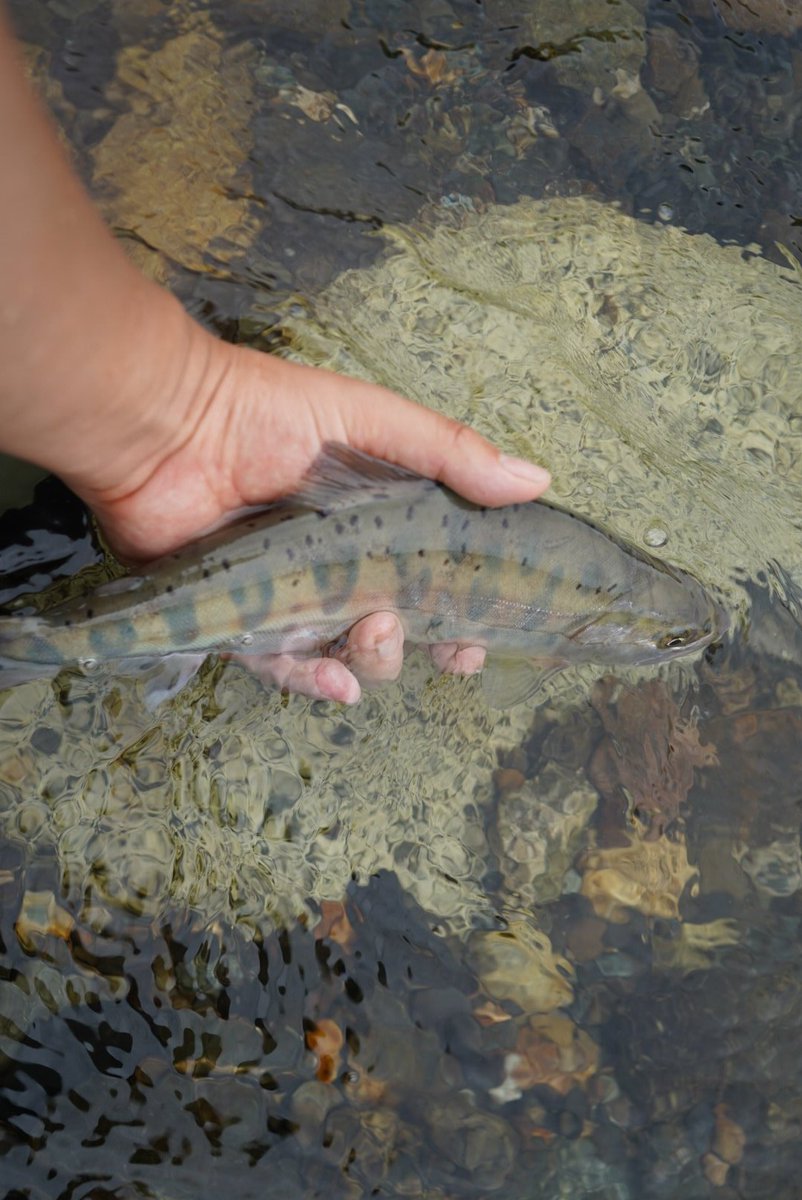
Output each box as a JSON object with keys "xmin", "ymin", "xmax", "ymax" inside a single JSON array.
[{"xmin": 566, "ymin": 565, "xmax": 727, "ymax": 667}]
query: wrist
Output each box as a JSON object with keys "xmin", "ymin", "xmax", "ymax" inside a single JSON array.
[
  {"xmin": 61, "ymin": 288, "xmax": 226, "ymax": 508},
  {"xmin": 10, "ymin": 268, "xmax": 227, "ymax": 512}
]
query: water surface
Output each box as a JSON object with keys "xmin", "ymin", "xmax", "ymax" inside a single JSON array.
[{"xmin": 3, "ymin": 1, "xmax": 802, "ymax": 1196}]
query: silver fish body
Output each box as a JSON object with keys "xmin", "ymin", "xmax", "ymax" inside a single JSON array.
[{"xmin": 0, "ymin": 446, "xmax": 723, "ymax": 692}]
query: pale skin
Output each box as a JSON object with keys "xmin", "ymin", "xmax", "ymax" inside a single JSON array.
[{"xmin": 0, "ymin": 8, "xmax": 551, "ymax": 702}]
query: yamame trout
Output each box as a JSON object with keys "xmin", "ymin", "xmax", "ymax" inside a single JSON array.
[{"xmin": 0, "ymin": 444, "xmax": 724, "ymax": 704}]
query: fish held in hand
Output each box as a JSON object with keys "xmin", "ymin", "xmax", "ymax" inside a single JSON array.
[{"xmin": 0, "ymin": 444, "xmax": 724, "ymax": 705}]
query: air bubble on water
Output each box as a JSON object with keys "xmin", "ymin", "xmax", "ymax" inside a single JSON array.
[
  {"xmin": 241, "ymin": 633, "xmax": 254, "ymax": 646},
  {"xmin": 657, "ymin": 203, "xmax": 673, "ymax": 222},
  {"xmin": 644, "ymin": 526, "xmax": 668, "ymax": 548}
]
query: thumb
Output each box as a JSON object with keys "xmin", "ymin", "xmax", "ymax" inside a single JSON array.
[{"xmin": 341, "ymin": 377, "xmax": 551, "ymax": 507}]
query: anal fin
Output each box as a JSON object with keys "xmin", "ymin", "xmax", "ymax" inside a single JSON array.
[{"xmin": 481, "ymin": 658, "xmax": 562, "ymax": 709}]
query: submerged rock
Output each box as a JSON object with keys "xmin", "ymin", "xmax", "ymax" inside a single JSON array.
[
  {"xmin": 488, "ymin": 761, "xmax": 598, "ymax": 909},
  {"xmin": 283, "ymin": 195, "xmax": 802, "ymax": 619},
  {"xmin": 580, "ymin": 829, "xmax": 699, "ymax": 922},
  {"xmin": 468, "ymin": 921, "xmax": 575, "ymax": 1014}
]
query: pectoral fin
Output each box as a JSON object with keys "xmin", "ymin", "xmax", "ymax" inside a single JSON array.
[
  {"xmin": 125, "ymin": 653, "xmax": 207, "ymax": 709},
  {"xmin": 481, "ymin": 658, "xmax": 563, "ymax": 709},
  {"xmin": 0, "ymin": 658, "xmax": 60, "ymax": 690}
]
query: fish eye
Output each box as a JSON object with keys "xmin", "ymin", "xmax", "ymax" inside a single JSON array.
[{"xmin": 657, "ymin": 628, "xmax": 696, "ymax": 650}]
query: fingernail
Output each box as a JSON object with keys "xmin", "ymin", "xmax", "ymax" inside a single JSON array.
[{"xmin": 499, "ymin": 455, "xmax": 551, "ymax": 486}]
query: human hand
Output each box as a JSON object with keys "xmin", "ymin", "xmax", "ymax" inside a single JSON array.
[
  {"xmin": 78, "ymin": 326, "xmax": 551, "ymax": 703},
  {"xmin": 0, "ymin": 13, "xmax": 550, "ymax": 703}
]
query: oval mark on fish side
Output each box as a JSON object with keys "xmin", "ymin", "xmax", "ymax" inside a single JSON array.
[
  {"xmin": 320, "ymin": 559, "xmax": 361, "ymax": 616},
  {"xmin": 88, "ymin": 618, "xmax": 139, "ymax": 657},
  {"xmin": 163, "ymin": 604, "xmax": 200, "ymax": 646}
]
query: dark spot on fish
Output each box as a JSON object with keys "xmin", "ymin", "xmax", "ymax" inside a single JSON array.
[
  {"xmin": 385, "ymin": 546, "xmax": 392, "ymax": 556},
  {"xmin": 521, "ymin": 557, "xmax": 528, "ymax": 568},
  {"xmin": 595, "ymin": 586, "xmax": 602, "ymax": 595},
  {"xmin": 576, "ymin": 583, "xmax": 582, "ymax": 590},
  {"xmin": 222, "ymin": 559, "xmax": 231, "ymax": 571},
  {"xmin": 286, "ymin": 548, "xmax": 295, "ymax": 562},
  {"xmin": 512, "ymin": 503, "xmax": 520, "ymax": 512},
  {"xmin": 292, "ymin": 579, "xmax": 299, "ymax": 587},
  {"xmin": 366, "ymin": 550, "xmax": 374, "ymax": 559},
  {"xmin": 263, "ymin": 537, "xmax": 271, "ymax": 550},
  {"xmin": 349, "ymin": 514, "xmax": 359, "ymax": 527},
  {"xmin": 502, "ymin": 517, "xmax": 509, "ymax": 529},
  {"xmin": 335, "ymin": 522, "xmax": 345, "ymax": 535},
  {"xmin": 441, "ymin": 514, "xmax": 449, "ymax": 528},
  {"xmin": 203, "ymin": 568, "xmax": 210, "ymax": 580},
  {"xmin": 474, "ymin": 564, "xmax": 481, "ymax": 572},
  {"xmin": 305, "ymin": 534, "xmax": 314, "ymax": 547},
  {"xmin": 418, "ymin": 549, "xmax": 425, "ymax": 557},
  {"xmin": 166, "ymin": 585, "xmax": 174, "ymax": 594},
  {"xmin": 460, "ymin": 542, "xmax": 467, "ymax": 555},
  {"xmin": 173, "ymin": 553, "xmax": 181, "ymax": 560},
  {"xmin": 461, "ymin": 518, "xmax": 470, "ymax": 531},
  {"xmin": 374, "ymin": 516, "xmax": 384, "ymax": 529},
  {"xmin": 406, "ymin": 506, "xmax": 415, "ymax": 521},
  {"xmin": 64, "ymin": 619, "xmax": 71, "ymax": 627},
  {"xmin": 86, "ymin": 608, "xmax": 94, "ymax": 620},
  {"xmin": 480, "ymin": 507, "xmax": 487, "ymax": 518}
]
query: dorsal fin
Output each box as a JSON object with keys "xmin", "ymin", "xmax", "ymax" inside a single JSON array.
[{"xmin": 287, "ymin": 442, "xmax": 438, "ymax": 513}]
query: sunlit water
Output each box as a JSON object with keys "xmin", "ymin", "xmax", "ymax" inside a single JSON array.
[{"xmin": 4, "ymin": 1, "xmax": 802, "ymax": 1197}]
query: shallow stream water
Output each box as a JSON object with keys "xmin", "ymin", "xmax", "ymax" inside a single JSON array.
[{"xmin": 4, "ymin": 2, "xmax": 802, "ymax": 1197}]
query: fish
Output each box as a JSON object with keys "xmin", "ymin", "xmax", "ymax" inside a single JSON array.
[{"xmin": 0, "ymin": 444, "xmax": 724, "ymax": 706}]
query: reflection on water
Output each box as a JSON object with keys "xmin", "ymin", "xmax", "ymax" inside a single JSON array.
[{"xmin": 4, "ymin": 0, "xmax": 802, "ymax": 1196}]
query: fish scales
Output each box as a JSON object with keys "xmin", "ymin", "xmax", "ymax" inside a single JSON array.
[{"xmin": 0, "ymin": 445, "xmax": 723, "ymax": 692}]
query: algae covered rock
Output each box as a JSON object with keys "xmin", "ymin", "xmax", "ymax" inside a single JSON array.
[{"xmin": 282, "ymin": 195, "xmax": 802, "ymax": 615}]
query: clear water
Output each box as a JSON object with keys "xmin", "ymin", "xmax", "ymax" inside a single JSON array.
[{"xmin": 3, "ymin": 1, "xmax": 802, "ymax": 1197}]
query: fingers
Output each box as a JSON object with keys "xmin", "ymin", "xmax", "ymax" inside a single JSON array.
[
  {"xmin": 329, "ymin": 610, "xmax": 405, "ymax": 684},
  {"xmin": 226, "ymin": 613, "xmax": 404, "ymax": 704},
  {"xmin": 429, "ymin": 642, "xmax": 487, "ymax": 675},
  {"xmin": 228, "ymin": 650, "xmax": 361, "ymax": 704},
  {"xmin": 228, "ymin": 620, "xmax": 486, "ymax": 704}
]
